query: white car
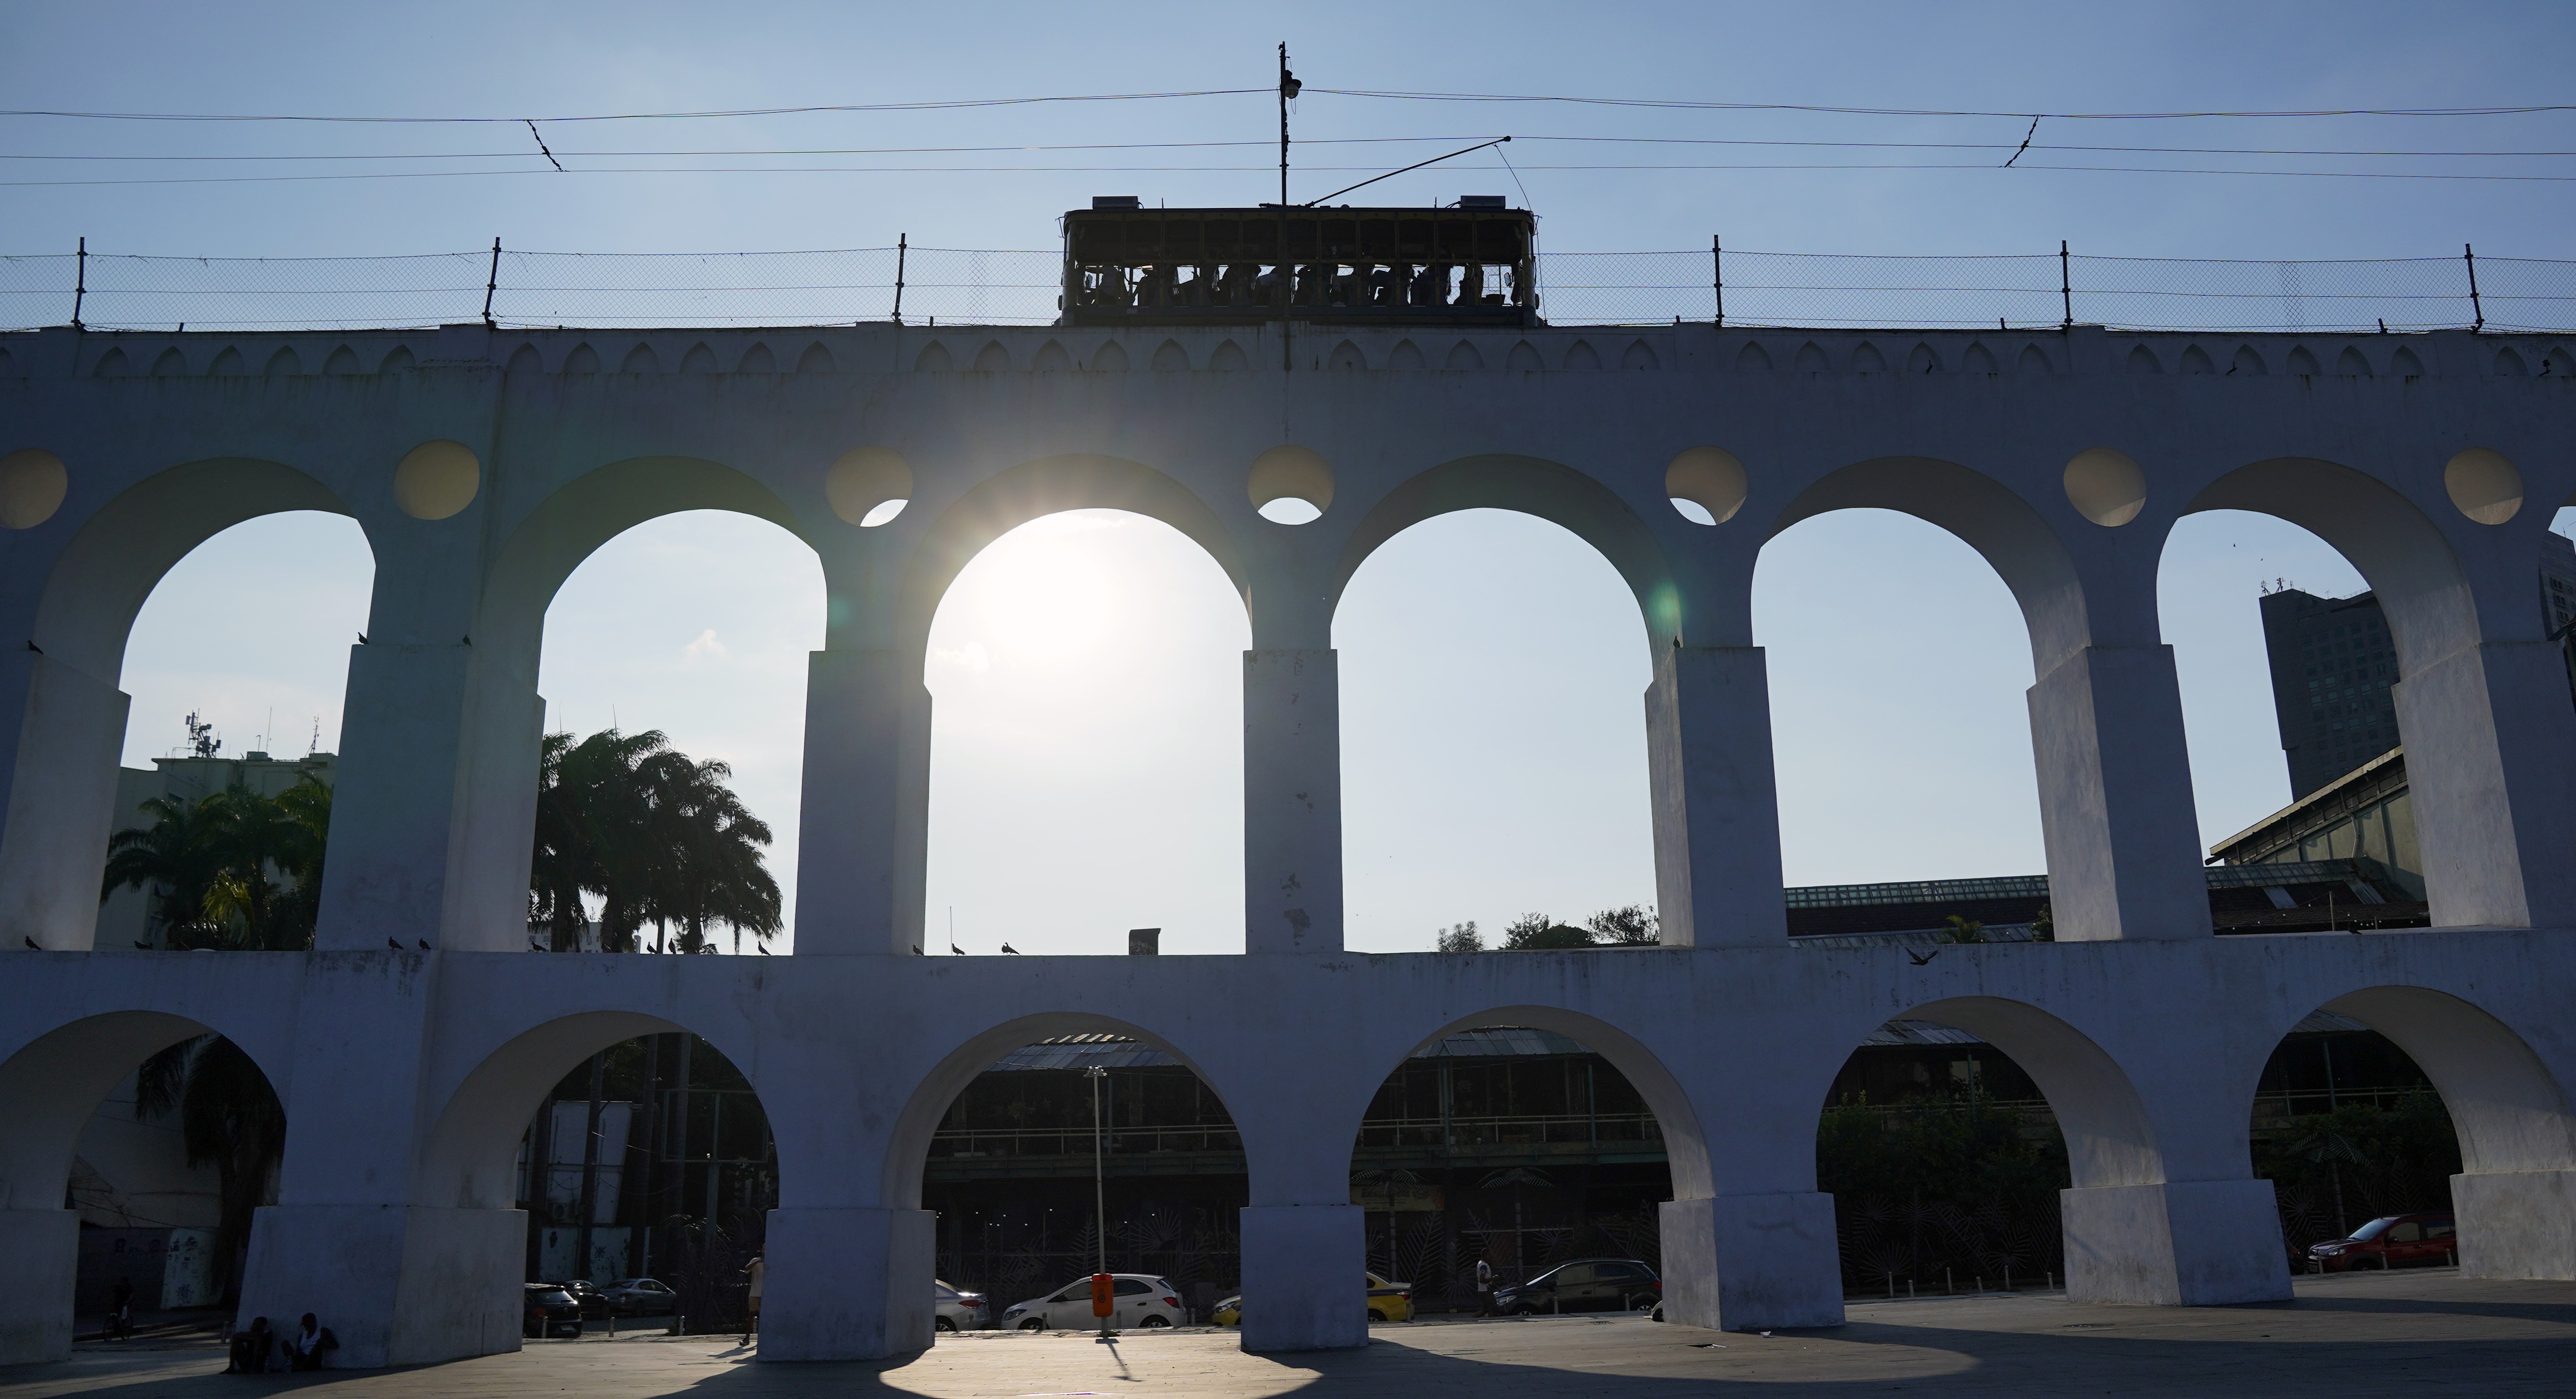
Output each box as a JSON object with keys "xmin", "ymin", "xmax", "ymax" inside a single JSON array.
[
  {"xmin": 934, "ymin": 1279, "xmax": 987, "ymax": 1332},
  {"xmin": 1000, "ymin": 1274, "xmax": 1185, "ymax": 1331},
  {"xmin": 598, "ymin": 1277, "xmax": 676, "ymax": 1316}
]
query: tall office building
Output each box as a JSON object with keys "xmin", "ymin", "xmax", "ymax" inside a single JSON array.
[{"xmin": 2262, "ymin": 531, "xmax": 2576, "ymax": 800}]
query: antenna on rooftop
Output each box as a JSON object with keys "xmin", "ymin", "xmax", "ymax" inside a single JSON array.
[{"xmin": 183, "ymin": 710, "xmax": 219, "ymax": 759}]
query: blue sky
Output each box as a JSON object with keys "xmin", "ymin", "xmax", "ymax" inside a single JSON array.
[{"xmin": 25, "ymin": 1, "xmax": 2576, "ymax": 952}]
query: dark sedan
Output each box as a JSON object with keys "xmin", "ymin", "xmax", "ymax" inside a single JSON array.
[
  {"xmin": 523, "ymin": 1284, "xmax": 582, "ymax": 1339},
  {"xmin": 1492, "ymin": 1258, "xmax": 1662, "ymax": 1315}
]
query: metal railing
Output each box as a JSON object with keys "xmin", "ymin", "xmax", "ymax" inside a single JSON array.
[
  {"xmin": 6, "ymin": 242, "xmax": 2571, "ymax": 334},
  {"xmin": 1354, "ymin": 1111, "xmax": 1664, "ymax": 1150},
  {"xmin": 929, "ymin": 1123, "xmax": 1243, "ymax": 1160}
]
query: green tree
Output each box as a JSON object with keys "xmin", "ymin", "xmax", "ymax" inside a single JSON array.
[
  {"xmin": 102, "ymin": 775, "xmax": 330, "ymax": 950},
  {"xmin": 1501, "ymin": 913, "xmax": 1595, "ymax": 950},
  {"xmin": 531, "ymin": 727, "xmax": 782, "ymax": 954},
  {"xmin": 1586, "ymin": 904, "xmax": 1659, "ymax": 945},
  {"xmin": 1435, "ymin": 921, "xmax": 1482, "ymax": 953},
  {"xmin": 1939, "ymin": 915, "xmax": 1987, "ymax": 945}
]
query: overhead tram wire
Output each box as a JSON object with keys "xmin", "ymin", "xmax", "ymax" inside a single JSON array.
[
  {"xmin": 15, "ymin": 163, "xmax": 2576, "ymax": 189},
  {"xmin": 0, "ymin": 90, "xmax": 1270, "ymax": 124},
  {"xmin": 1306, "ymin": 90, "xmax": 2576, "ymax": 120}
]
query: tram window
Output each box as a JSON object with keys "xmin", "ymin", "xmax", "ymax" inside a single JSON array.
[
  {"xmin": 1320, "ymin": 218, "xmax": 1359, "ymax": 252},
  {"xmin": 1166, "ymin": 222, "xmax": 1201, "ymax": 259},
  {"xmin": 1397, "ymin": 220, "xmax": 1434, "ymax": 255},
  {"xmin": 1073, "ymin": 223, "xmax": 1122, "ymax": 260},
  {"xmin": 1360, "ymin": 219, "xmax": 1396, "ymax": 256},
  {"xmin": 1126, "ymin": 222, "xmax": 1162, "ymax": 257},
  {"xmin": 1477, "ymin": 223, "xmax": 1524, "ymax": 261},
  {"xmin": 1437, "ymin": 221, "xmax": 1475, "ymax": 257},
  {"xmin": 1285, "ymin": 221, "xmax": 1319, "ymax": 257},
  {"xmin": 1204, "ymin": 220, "xmax": 1240, "ymax": 256}
]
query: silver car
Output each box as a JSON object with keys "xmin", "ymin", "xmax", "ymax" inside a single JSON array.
[
  {"xmin": 934, "ymin": 1279, "xmax": 988, "ymax": 1332},
  {"xmin": 999, "ymin": 1274, "xmax": 1184, "ymax": 1331}
]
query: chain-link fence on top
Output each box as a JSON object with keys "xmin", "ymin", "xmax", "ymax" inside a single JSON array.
[{"xmin": 4, "ymin": 244, "xmax": 2572, "ymax": 335}]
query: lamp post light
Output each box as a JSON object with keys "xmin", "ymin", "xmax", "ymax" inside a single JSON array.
[{"xmin": 1085, "ymin": 1063, "xmax": 1114, "ymax": 1340}]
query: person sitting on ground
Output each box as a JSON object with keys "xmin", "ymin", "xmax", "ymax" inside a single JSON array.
[
  {"xmin": 226, "ymin": 1316, "xmax": 274, "ymax": 1374},
  {"xmin": 282, "ymin": 1312, "xmax": 336, "ymax": 1371}
]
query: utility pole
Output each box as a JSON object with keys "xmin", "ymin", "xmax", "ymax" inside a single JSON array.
[
  {"xmin": 1086, "ymin": 1063, "xmax": 1112, "ymax": 1339},
  {"xmin": 1278, "ymin": 45, "xmax": 1300, "ymax": 371},
  {"xmin": 573, "ymin": 1053, "xmax": 606, "ymax": 1290}
]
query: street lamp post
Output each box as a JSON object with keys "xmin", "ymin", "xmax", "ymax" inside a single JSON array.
[{"xmin": 1086, "ymin": 1064, "xmax": 1113, "ymax": 1341}]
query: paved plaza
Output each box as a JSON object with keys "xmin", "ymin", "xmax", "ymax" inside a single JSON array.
[{"xmin": 5, "ymin": 1272, "xmax": 2569, "ymax": 1398}]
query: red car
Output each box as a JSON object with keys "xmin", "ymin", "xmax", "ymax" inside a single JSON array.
[{"xmin": 2307, "ymin": 1213, "xmax": 2456, "ymax": 1272}]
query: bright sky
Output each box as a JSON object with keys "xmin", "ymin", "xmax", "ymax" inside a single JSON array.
[{"xmin": 40, "ymin": 1, "xmax": 2576, "ymax": 953}]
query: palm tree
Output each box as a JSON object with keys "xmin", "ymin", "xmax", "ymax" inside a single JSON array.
[
  {"xmin": 135, "ymin": 1034, "xmax": 286, "ymax": 1306},
  {"xmin": 102, "ymin": 776, "xmax": 330, "ymax": 951},
  {"xmin": 530, "ymin": 728, "xmax": 781, "ymax": 954}
]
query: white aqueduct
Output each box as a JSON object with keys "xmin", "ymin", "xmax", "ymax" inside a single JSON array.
[{"xmin": 0, "ymin": 319, "xmax": 2572, "ymax": 1366}]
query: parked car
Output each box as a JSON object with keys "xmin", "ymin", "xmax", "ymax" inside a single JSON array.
[
  {"xmin": 2308, "ymin": 1213, "xmax": 2457, "ymax": 1272},
  {"xmin": 1000, "ymin": 1274, "xmax": 1184, "ymax": 1331},
  {"xmin": 523, "ymin": 1284, "xmax": 582, "ymax": 1339},
  {"xmin": 1211, "ymin": 1273, "xmax": 1413, "ymax": 1327},
  {"xmin": 934, "ymin": 1279, "xmax": 988, "ymax": 1332},
  {"xmin": 549, "ymin": 1279, "xmax": 609, "ymax": 1317},
  {"xmin": 1492, "ymin": 1258, "xmax": 1662, "ymax": 1315},
  {"xmin": 599, "ymin": 1278, "xmax": 677, "ymax": 1316}
]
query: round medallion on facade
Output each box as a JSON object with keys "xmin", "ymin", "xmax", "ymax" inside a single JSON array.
[
  {"xmin": 1664, "ymin": 446, "xmax": 1747, "ymax": 525},
  {"xmin": 829, "ymin": 446, "xmax": 913, "ymax": 526},
  {"xmin": 2062, "ymin": 448, "xmax": 2147, "ymax": 527},
  {"xmin": 2443, "ymin": 447, "xmax": 2522, "ymax": 525},
  {"xmin": 393, "ymin": 440, "xmax": 481, "ymax": 520},
  {"xmin": 0, "ymin": 449, "xmax": 68, "ymax": 530},
  {"xmin": 1249, "ymin": 445, "xmax": 1333, "ymax": 524}
]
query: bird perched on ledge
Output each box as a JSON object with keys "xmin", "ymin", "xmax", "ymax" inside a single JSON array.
[
  {"xmin": 386, "ymin": 938, "xmax": 403, "ymax": 952},
  {"xmin": 1001, "ymin": 942, "xmax": 1021, "ymax": 955}
]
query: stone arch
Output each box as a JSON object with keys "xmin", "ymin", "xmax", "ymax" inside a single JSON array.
[
  {"xmin": 1736, "ymin": 341, "xmax": 1773, "ymax": 372},
  {"xmin": 1330, "ymin": 454, "xmax": 1683, "ymax": 651},
  {"xmin": 739, "ymin": 341, "xmax": 779, "ymax": 374},
  {"xmin": 972, "ymin": 341, "xmax": 1011, "ymax": 372},
  {"xmin": 2127, "ymin": 344, "xmax": 2161, "ymax": 375},
  {"xmin": 1793, "ymin": 341, "xmax": 1829, "ymax": 373},
  {"xmin": 1505, "ymin": 340, "xmax": 1543, "ymax": 372},
  {"xmin": 910, "ymin": 341, "xmax": 949, "ymax": 373},
  {"xmin": 323, "ymin": 345, "xmax": 361, "ymax": 375},
  {"xmin": 1387, "ymin": 338, "xmax": 1425, "ymax": 370},
  {"xmin": 1563, "ymin": 339, "xmax": 1601, "ymax": 371},
  {"xmin": 1155, "ymin": 339, "xmax": 1193, "ymax": 372},
  {"xmin": 2232, "ymin": 345, "xmax": 2268, "ymax": 376},
  {"xmin": 1768, "ymin": 456, "xmax": 2091, "ymax": 668},
  {"xmin": 206, "ymin": 346, "xmax": 245, "ymax": 377},
  {"xmin": 479, "ymin": 456, "xmax": 816, "ymax": 678},
  {"xmin": 2287, "ymin": 345, "xmax": 2321, "ymax": 376},
  {"xmin": 1326, "ymin": 339, "xmax": 1364, "ymax": 372},
  {"xmin": 90, "ymin": 348, "xmax": 128, "ymax": 378},
  {"xmin": 2246, "ymin": 985, "xmax": 2575, "ymax": 1276},
  {"xmin": 678, "ymin": 342, "xmax": 718, "ymax": 374},
  {"xmin": 2180, "ymin": 345, "xmax": 2215, "ymax": 375},
  {"xmin": 1621, "ymin": 339, "xmax": 1661, "ymax": 372},
  {"xmin": 619, "ymin": 343, "xmax": 662, "ymax": 375},
  {"xmin": 0, "ymin": 1006, "xmax": 295, "ymax": 1358},
  {"xmin": 1445, "ymin": 339, "xmax": 1485, "ymax": 371},
  {"xmin": 1365, "ymin": 1004, "xmax": 1714, "ymax": 1200},
  {"xmin": 1962, "ymin": 342, "xmax": 1998, "ymax": 375},
  {"xmin": 561, "ymin": 343, "xmax": 600, "ymax": 375},
  {"xmin": 2338, "ymin": 346, "xmax": 2372, "ymax": 377},
  {"xmin": 150, "ymin": 347, "xmax": 187, "ymax": 377},
  {"xmin": 2180, "ymin": 458, "xmax": 2475, "ymax": 670},
  {"xmin": 379, "ymin": 346, "xmax": 415, "ymax": 374},
  {"xmin": 1031, "ymin": 339, "xmax": 1072, "ymax": 372},
  {"xmin": 502, "ymin": 343, "xmax": 541, "ymax": 375},
  {"xmin": 1850, "ymin": 341, "xmax": 1887, "ymax": 373},
  {"xmin": 1089, "ymin": 340, "xmax": 1129, "ymax": 372},
  {"xmin": 264, "ymin": 346, "xmax": 302, "ymax": 378},
  {"xmin": 796, "ymin": 342, "xmax": 836, "ymax": 374},
  {"xmin": 2391, "ymin": 347, "xmax": 2424, "ymax": 378},
  {"xmin": 1208, "ymin": 339, "xmax": 1249, "ymax": 372},
  {"xmin": 2495, "ymin": 347, "xmax": 2529, "ymax": 377},
  {"xmin": 2246, "ymin": 985, "xmax": 2572, "ymax": 1182},
  {"xmin": 2017, "ymin": 344, "xmax": 2052, "ymax": 375},
  {"xmin": 897, "ymin": 455, "xmax": 1248, "ymax": 659},
  {"xmin": 881, "ymin": 1010, "xmax": 1244, "ymax": 1211},
  {"xmin": 1853, "ymin": 996, "xmax": 2164, "ymax": 1189}
]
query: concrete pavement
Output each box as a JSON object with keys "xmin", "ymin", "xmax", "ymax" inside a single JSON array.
[{"xmin": 2, "ymin": 1270, "xmax": 2568, "ymax": 1397}]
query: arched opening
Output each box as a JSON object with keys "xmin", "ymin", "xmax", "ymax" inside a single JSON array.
[
  {"xmin": 1756, "ymin": 504, "xmax": 2046, "ymax": 889},
  {"xmin": 410, "ymin": 1012, "xmax": 780, "ymax": 1353},
  {"xmin": 2165, "ymin": 459, "xmax": 2576, "ymax": 929},
  {"xmin": 1342, "ymin": 1009, "xmax": 1697, "ymax": 1319},
  {"xmin": 888, "ymin": 1014, "xmax": 1246, "ymax": 1332},
  {"xmin": 3, "ymin": 460, "xmax": 368, "ymax": 951},
  {"xmin": 532, "ymin": 511, "xmax": 821, "ymax": 952},
  {"xmin": 0, "ymin": 1009, "xmax": 291, "ymax": 1362},
  {"xmin": 2245, "ymin": 987, "xmax": 2574, "ymax": 1279},
  {"xmin": 1334, "ymin": 509, "xmax": 1656, "ymax": 952},
  {"xmin": 1811, "ymin": 1008, "xmax": 2075, "ymax": 1297},
  {"xmin": 2158, "ymin": 509, "xmax": 2431, "ymax": 922},
  {"xmin": 921, "ymin": 510, "xmax": 1249, "ymax": 954},
  {"xmin": 102, "ymin": 511, "xmax": 373, "ymax": 952}
]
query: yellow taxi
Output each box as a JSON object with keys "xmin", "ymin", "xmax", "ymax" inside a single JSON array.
[{"xmin": 1211, "ymin": 1274, "xmax": 1413, "ymax": 1327}]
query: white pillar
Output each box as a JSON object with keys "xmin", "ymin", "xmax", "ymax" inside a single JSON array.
[
  {"xmin": 0, "ymin": 1209, "xmax": 77, "ymax": 1364},
  {"xmin": 793, "ymin": 650, "xmax": 926, "ymax": 956},
  {"xmin": 2451, "ymin": 1169, "xmax": 2576, "ymax": 1278},
  {"xmin": 1657, "ymin": 1193, "xmax": 1843, "ymax": 1330},
  {"xmin": 2027, "ymin": 646, "xmax": 2210, "ymax": 940},
  {"xmin": 2059, "ymin": 1180, "xmax": 2291, "ymax": 1305},
  {"xmin": 760, "ymin": 1205, "xmax": 936, "ymax": 1360},
  {"xmin": 1644, "ymin": 646, "xmax": 1787, "ymax": 947},
  {"xmin": 1236, "ymin": 1204, "xmax": 1365, "ymax": 1351},
  {"xmin": 0, "ymin": 652, "xmax": 131, "ymax": 951},
  {"xmin": 2396, "ymin": 640, "xmax": 2576, "ymax": 928},
  {"xmin": 1243, "ymin": 650, "xmax": 1341, "ymax": 955}
]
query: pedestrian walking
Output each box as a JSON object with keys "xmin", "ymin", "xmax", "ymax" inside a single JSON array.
[
  {"xmin": 107, "ymin": 1277, "xmax": 133, "ymax": 1341},
  {"xmin": 741, "ymin": 1255, "xmax": 765, "ymax": 1344},
  {"xmin": 1474, "ymin": 1257, "xmax": 1495, "ymax": 1316}
]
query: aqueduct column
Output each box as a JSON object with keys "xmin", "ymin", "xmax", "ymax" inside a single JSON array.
[
  {"xmin": 0, "ymin": 651, "xmax": 130, "ymax": 950},
  {"xmin": 793, "ymin": 648, "xmax": 930, "ymax": 956},
  {"xmin": 2395, "ymin": 638, "xmax": 2576, "ymax": 928},
  {"xmin": 2026, "ymin": 645, "xmax": 2212, "ymax": 940},
  {"xmin": 1644, "ymin": 645, "xmax": 1789, "ymax": 946},
  {"xmin": 1243, "ymin": 648, "xmax": 1342, "ymax": 954}
]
